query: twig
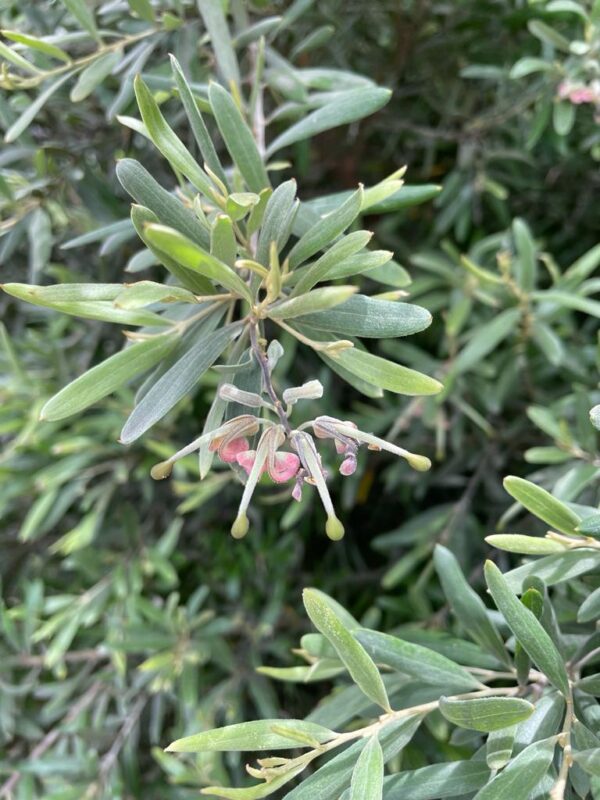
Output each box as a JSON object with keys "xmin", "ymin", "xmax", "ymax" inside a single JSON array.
[{"xmin": 249, "ymin": 320, "xmax": 291, "ymax": 434}]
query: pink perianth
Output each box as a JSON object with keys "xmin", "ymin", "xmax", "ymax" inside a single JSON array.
[{"xmin": 218, "ymin": 437, "xmax": 250, "ymax": 463}]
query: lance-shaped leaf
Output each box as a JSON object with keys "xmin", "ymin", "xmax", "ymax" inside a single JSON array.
[
  {"xmin": 472, "ymin": 736, "xmax": 557, "ymax": 800},
  {"xmin": 302, "ymin": 588, "xmax": 390, "ymax": 711},
  {"xmin": 288, "ymin": 188, "xmax": 363, "ymax": 269},
  {"xmin": 578, "ymin": 585, "xmax": 600, "ymax": 623},
  {"xmin": 210, "ymin": 215, "xmax": 237, "ymax": 267},
  {"xmin": 485, "ymin": 534, "xmax": 565, "ymax": 555},
  {"xmin": 355, "ymin": 629, "xmax": 482, "ymax": 691},
  {"xmin": 2, "ymin": 283, "xmax": 167, "ymax": 327},
  {"xmin": 120, "ymin": 322, "xmax": 238, "ymax": 444},
  {"xmin": 133, "ymin": 75, "xmax": 216, "ymax": 198},
  {"xmin": 166, "ymin": 718, "xmax": 335, "ymax": 752},
  {"xmin": 439, "ymin": 696, "xmax": 534, "ymax": 732},
  {"xmin": 70, "ymin": 50, "xmax": 122, "ymax": 102},
  {"xmin": 434, "ymin": 546, "xmax": 510, "ymax": 666},
  {"xmin": 1, "ymin": 29, "xmax": 71, "ymax": 62},
  {"xmin": 5, "ymin": 72, "xmax": 73, "ymax": 143},
  {"xmin": 503, "ymin": 476, "xmax": 581, "ymax": 535},
  {"xmin": 503, "ymin": 550, "xmax": 600, "ymax": 592},
  {"xmin": 209, "ymin": 82, "xmax": 270, "ymax": 193},
  {"xmin": 256, "ymin": 179, "xmax": 298, "ymax": 265},
  {"xmin": 197, "ymin": 0, "xmax": 240, "ymax": 87},
  {"xmin": 573, "ymin": 749, "xmax": 600, "ymax": 778},
  {"xmin": 61, "ymin": 0, "xmax": 99, "ymax": 40},
  {"xmin": 484, "ymin": 561, "xmax": 569, "ymax": 694},
  {"xmin": 143, "ymin": 224, "xmax": 253, "ymax": 302},
  {"xmin": 114, "ymin": 281, "xmax": 197, "ymax": 309},
  {"xmin": 290, "ymin": 231, "xmax": 373, "ymax": 297},
  {"xmin": 383, "ymin": 760, "xmax": 491, "ymax": 800},
  {"xmin": 450, "ymin": 308, "xmax": 521, "ymax": 375},
  {"xmin": 330, "ymin": 347, "xmax": 442, "ymax": 396},
  {"xmin": 486, "ymin": 725, "xmax": 517, "ymax": 770},
  {"xmin": 267, "ymin": 286, "xmax": 357, "ymax": 320},
  {"xmin": 266, "ymin": 87, "xmax": 392, "ymax": 155},
  {"xmin": 40, "ymin": 334, "xmax": 176, "ymax": 421},
  {"xmin": 116, "ymin": 158, "xmax": 210, "ymax": 250},
  {"xmin": 295, "ymin": 295, "xmax": 432, "ymax": 338},
  {"xmin": 349, "ymin": 735, "xmax": 383, "ymax": 800},
  {"xmin": 131, "ymin": 205, "xmax": 213, "ymax": 295},
  {"xmin": 170, "ymin": 54, "xmax": 227, "ymax": 186}
]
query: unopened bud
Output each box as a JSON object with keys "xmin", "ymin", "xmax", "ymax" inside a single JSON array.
[
  {"xmin": 406, "ymin": 453, "xmax": 431, "ymax": 472},
  {"xmin": 325, "ymin": 515, "xmax": 345, "ymax": 541},
  {"xmin": 151, "ymin": 460, "xmax": 173, "ymax": 480},
  {"xmin": 283, "ymin": 380, "xmax": 324, "ymax": 405},
  {"xmin": 219, "ymin": 383, "xmax": 264, "ymax": 407},
  {"xmin": 231, "ymin": 513, "xmax": 249, "ymax": 539}
]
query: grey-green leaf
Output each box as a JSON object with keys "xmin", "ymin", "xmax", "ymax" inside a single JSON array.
[
  {"xmin": 120, "ymin": 323, "xmax": 237, "ymax": 444},
  {"xmin": 349, "ymin": 735, "xmax": 383, "ymax": 800},
  {"xmin": 484, "ymin": 560, "xmax": 569, "ymax": 694},
  {"xmin": 166, "ymin": 718, "xmax": 335, "ymax": 752},
  {"xmin": 209, "ymin": 82, "xmax": 270, "ymax": 193},
  {"xmin": 295, "ymin": 295, "xmax": 431, "ymax": 338},
  {"xmin": 302, "ymin": 589, "xmax": 390, "ymax": 711},
  {"xmin": 197, "ymin": 0, "xmax": 240, "ymax": 87},
  {"xmin": 503, "ymin": 475, "xmax": 581, "ymax": 535},
  {"xmin": 40, "ymin": 335, "xmax": 176, "ymax": 421},
  {"xmin": 384, "ymin": 760, "xmax": 491, "ymax": 800},
  {"xmin": 290, "ymin": 230, "xmax": 372, "ymax": 296},
  {"xmin": 439, "ymin": 696, "xmax": 534, "ymax": 732},
  {"xmin": 331, "ymin": 347, "xmax": 442, "ymax": 396},
  {"xmin": 288, "ymin": 188, "xmax": 363, "ymax": 269},
  {"xmin": 70, "ymin": 50, "xmax": 121, "ymax": 102},
  {"xmin": 355, "ymin": 629, "xmax": 482, "ymax": 691},
  {"xmin": 267, "ymin": 87, "xmax": 392, "ymax": 155},
  {"xmin": 473, "ymin": 736, "xmax": 557, "ymax": 800}
]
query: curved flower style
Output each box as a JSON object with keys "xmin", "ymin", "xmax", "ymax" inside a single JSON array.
[{"xmin": 151, "ymin": 343, "xmax": 432, "ymax": 541}]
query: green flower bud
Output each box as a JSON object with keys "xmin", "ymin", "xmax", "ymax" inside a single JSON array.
[
  {"xmin": 151, "ymin": 460, "xmax": 173, "ymax": 480},
  {"xmin": 231, "ymin": 512, "xmax": 249, "ymax": 539},
  {"xmin": 325, "ymin": 515, "xmax": 345, "ymax": 541},
  {"xmin": 406, "ymin": 453, "xmax": 431, "ymax": 472}
]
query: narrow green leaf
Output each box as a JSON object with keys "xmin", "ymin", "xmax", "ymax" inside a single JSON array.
[
  {"xmin": 127, "ymin": 0, "xmax": 155, "ymax": 21},
  {"xmin": 210, "ymin": 215, "xmax": 237, "ymax": 267},
  {"xmin": 578, "ymin": 585, "xmax": 600, "ymax": 623},
  {"xmin": 473, "ymin": 736, "xmax": 556, "ymax": 800},
  {"xmin": 120, "ymin": 322, "xmax": 237, "ymax": 444},
  {"xmin": 166, "ymin": 718, "xmax": 335, "ymax": 752},
  {"xmin": 331, "ymin": 347, "xmax": 442, "ymax": 396},
  {"xmin": 1, "ymin": 30, "xmax": 70, "ymax": 62},
  {"xmin": 209, "ymin": 82, "xmax": 270, "ymax": 193},
  {"xmin": 114, "ymin": 281, "xmax": 197, "ymax": 309},
  {"xmin": 384, "ymin": 760, "xmax": 491, "ymax": 800},
  {"xmin": 324, "ymin": 250, "xmax": 393, "ymax": 281},
  {"xmin": 70, "ymin": 50, "xmax": 121, "ymax": 102},
  {"xmin": 40, "ymin": 334, "xmax": 176, "ymax": 421},
  {"xmin": 2, "ymin": 282, "xmax": 168, "ymax": 326},
  {"xmin": 143, "ymin": 224, "xmax": 253, "ymax": 302},
  {"xmin": 573, "ymin": 749, "xmax": 600, "ymax": 778},
  {"xmin": 349, "ymin": 735, "xmax": 383, "ymax": 800},
  {"xmin": 170, "ymin": 54, "xmax": 227, "ymax": 186},
  {"xmin": 451, "ymin": 308, "xmax": 521, "ymax": 375},
  {"xmin": 5, "ymin": 73, "xmax": 73, "ymax": 143},
  {"xmin": 288, "ymin": 188, "xmax": 363, "ymax": 269},
  {"xmin": 302, "ymin": 588, "xmax": 390, "ymax": 711},
  {"xmin": 268, "ymin": 286, "xmax": 357, "ymax": 319},
  {"xmin": 484, "ymin": 560, "xmax": 569, "ymax": 694},
  {"xmin": 434, "ymin": 545, "xmax": 510, "ymax": 666},
  {"xmin": 577, "ymin": 514, "xmax": 600, "ymax": 536},
  {"xmin": 486, "ymin": 725, "xmax": 517, "ymax": 769},
  {"xmin": 60, "ymin": 0, "xmax": 100, "ymax": 41},
  {"xmin": 131, "ymin": 205, "xmax": 213, "ymax": 295},
  {"xmin": 503, "ymin": 550, "xmax": 600, "ymax": 592},
  {"xmin": 197, "ymin": 0, "xmax": 240, "ymax": 87},
  {"xmin": 133, "ymin": 75, "xmax": 216, "ymax": 198},
  {"xmin": 485, "ymin": 534, "xmax": 565, "ymax": 555},
  {"xmin": 503, "ymin": 476, "xmax": 581, "ymax": 535},
  {"xmin": 295, "ymin": 295, "xmax": 431, "ymax": 338},
  {"xmin": 0, "ymin": 39, "xmax": 42, "ymax": 73},
  {"xmin": 256, "ymin": 179, "xmax": 298, "ymax": 265},
  {"xmin": 367, "ymin": 183, "xmax": 442, "ymax": 214},
  {"xmin": 512, "ymin": 218, "xmax": 536, "ymax": 292},
  {"xmin": 439, "ymin": 696, "xmax": 534, "ymax": 732},
  {"xmin": 527, "ymin": 19, "xmax": 571, "ymax": 51},
  {"xmin": 355, "ymin": 629, "xmax": 482, "ymax": 691},
  {"xmin": 291, "ymin": 230, "xmax": 372, "ymax": 296},
  {"xmin": 266, "ymin": 87, "xmax": 392, "ymax": 155},
  {"xmin": 533, "ymin": 289, "xmax": 600, "ymax": 318}
]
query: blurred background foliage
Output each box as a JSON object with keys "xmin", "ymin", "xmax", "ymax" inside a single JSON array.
[{"xmin": 0, "ymin": 0, "xmax": 598, "ymax": 797}]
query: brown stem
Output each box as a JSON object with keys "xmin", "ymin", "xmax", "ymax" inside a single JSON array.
[{"xmin": 248, "ymin": 321, "xmax": 291, "ymax": 434}]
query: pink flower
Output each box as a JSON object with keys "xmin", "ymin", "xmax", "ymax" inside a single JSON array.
[
  {"xmin": 237, "ymin": 449, "xmax": 300, "ymax": 483},
  {"xmin": 216, "ymin": 436, "xmax": 250, "ymax": 463}
]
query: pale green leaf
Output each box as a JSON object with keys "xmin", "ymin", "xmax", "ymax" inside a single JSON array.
[
  {"xmin": 349, "ymin": 735, "xmax": 383, "ymax": 800},
  {"xmin": 473, "ymin": 737, "xmax": 556, "ymax": 800},
  {"xmin": 503, "ymin": 475, "xmax": 581, "ymax": 535},
  {"xmin": 295, "ymin": 295, "xmax": 431, "ymax": 338},
  {"xmin": 167, "ymin": 718, "xmax": 335, "ymax": 752},
  {"xmin": 439, "ymin": 696, "xmax": 534, "ymax": 732}
]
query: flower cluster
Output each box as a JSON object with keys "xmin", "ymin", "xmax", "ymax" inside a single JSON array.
[{"xmin": 151, "ymin": 366, "xmax": 431, "ymax": 541}]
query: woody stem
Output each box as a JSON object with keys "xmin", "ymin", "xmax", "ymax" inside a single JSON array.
[{"xmin": 248, "ymin": 321, "xmax": 292, "ymax": 434}]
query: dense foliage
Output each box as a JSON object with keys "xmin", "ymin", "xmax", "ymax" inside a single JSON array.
[{"xmin": 0, "ymin": 1, "xmax": 599, "ymax": 799}]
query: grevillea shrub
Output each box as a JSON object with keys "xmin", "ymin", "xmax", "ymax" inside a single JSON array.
[{"xmin": 0, "ymin": 1, "xmax": 598, "ymax": 799}]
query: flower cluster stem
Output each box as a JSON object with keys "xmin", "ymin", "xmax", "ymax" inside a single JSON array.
[{"xmin": 249, "ymin": 321, "xmax": 291, "ymax": 434}]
